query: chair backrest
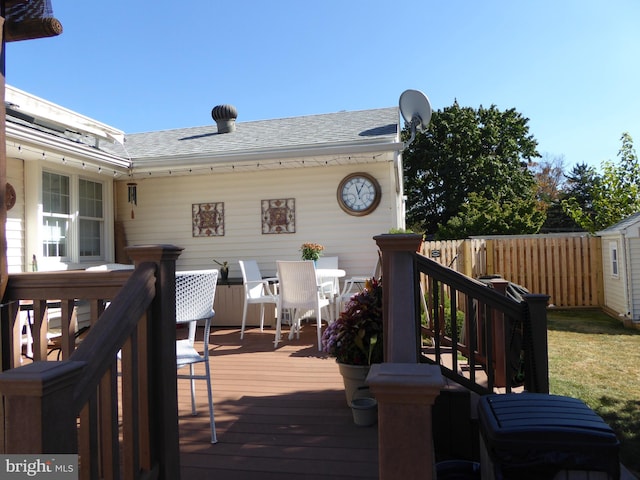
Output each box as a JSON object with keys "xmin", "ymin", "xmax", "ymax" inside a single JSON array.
[
  {"xmin": 239, "ymin": 260, "xmax": 267, "ymax": 299},
  {"xmin": 175, "ymin": 269, "xmax": 218, "ymax": 324},
  {"xmin": 316, "ymin": 256, "xmax": 339, "ymax": 269},
  {"xmin": 277, "ymin": 261, "xmax": 319, "ymax": 309}
]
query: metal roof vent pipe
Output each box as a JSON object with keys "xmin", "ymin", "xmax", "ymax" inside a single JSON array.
[{"xmin": 211, "ymin": 104, "xmax": 237, "ymax": 134}]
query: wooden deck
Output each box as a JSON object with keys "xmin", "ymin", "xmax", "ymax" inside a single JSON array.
[{"xmin": 177, "ymin": 324, "xmax": 379, "ymax": 480}]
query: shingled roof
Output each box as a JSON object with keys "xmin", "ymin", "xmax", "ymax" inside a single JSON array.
[
  {"xmin": 124, "ymin": 107, "xmax": 399, "ymax": 159},
  {"xmin": 6, "ymin": 85, "xmax": 401, "ymax": 176}
]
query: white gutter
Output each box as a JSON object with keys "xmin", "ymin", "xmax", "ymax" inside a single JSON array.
[
  {"xmin": 132, "ymin": 140, "xmax": 404, "ymax": 171},
  {"xmin": 6, "ymin": 85, "xmax": 125, "ymax": 144},
  {"xmin": 6, "ymin": 122, "xmax": 131, "ymax": 171}
]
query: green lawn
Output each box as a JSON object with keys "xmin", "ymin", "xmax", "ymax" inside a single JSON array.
[{"xmin": 547, "ymin": 309, "xmax": 640, "ymax": 476}]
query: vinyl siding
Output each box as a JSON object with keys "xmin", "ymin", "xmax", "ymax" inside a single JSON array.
[
  {"xmin": 601, "ymin": 236, "xmax": 628, "ymax": 318},
  {"xmin": 629, "ymin": 237, "xmax": 640, "ymax": 321},
  {"xmin": 115, "ymin": 161, "xmax": 398, "ymax": 280},
  {"xmin": 6, "ymin": 157, "xmax": 25, "ymax": 272}
]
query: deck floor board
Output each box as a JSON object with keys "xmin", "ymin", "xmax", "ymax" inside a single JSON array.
[{"xmin": 178, "ymin": 325, "xmax": 379, "ymax": 479}]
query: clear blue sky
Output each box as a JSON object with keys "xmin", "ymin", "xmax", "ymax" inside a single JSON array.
[{"xmin": 5, "ymin": 1, "xmax": 639, "ymax": 171}]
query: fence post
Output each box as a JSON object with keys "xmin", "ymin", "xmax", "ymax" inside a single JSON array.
[
  {"xmin": 485, "ymin": 239, "xmax": 495, "ymax": 275},
  {"xmin": 0, "ymin": 360, "xmax": 85, "ymax": 453},
  {"xmin": 462, "ymin": 239, "xmax": 473, "ymax": 277},
  {"xmin": 126, "ymin": 245, "xmax": 183, "ymax": 480},
  {"xmin": 523, "ymin": 293, "xmax": 550, "ymax": 393},
  {"xmin": 374, "ymin": 233, "xmax": 423, "ymax": 363}
]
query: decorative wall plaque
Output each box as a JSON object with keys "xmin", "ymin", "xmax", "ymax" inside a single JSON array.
[
  {"xmin": 192, "ymin": 202, "xmax": 224, "ymax": 237},
  {"xmin": 262, "ymin": 198, "xmax": 295, "ymax": 234}
]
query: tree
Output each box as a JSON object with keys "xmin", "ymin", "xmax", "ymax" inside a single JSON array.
[
  {"xmin": 438, "ymin": 191, "xmax": 545, "ymax": 239},
  {"xmin": 562, "ymin": 133, "xmax": 640, "ymax": 233},
  {"xmin": 403, "ymin": 101, "xmax": 541, "ymax": 237},
  {"xmin": 531, "ymin": 154, "xmax": 584, "ymax": 232}
]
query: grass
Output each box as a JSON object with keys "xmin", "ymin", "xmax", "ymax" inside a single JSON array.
[{"xmin": 547, "ymin": 309, "xmax": 640, "ymax": 476}]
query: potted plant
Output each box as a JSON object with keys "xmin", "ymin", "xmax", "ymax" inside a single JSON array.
[
  {"xmin": 213, "ymin": 259, "xmax": 229, "ymax": 280},
  {"xmin": 321, "ymin": 277, "xmax": 383, "ymax": 406},
  {"xmin": 300, "ymin": 242, "xmax": 324, "ymax": 262}
]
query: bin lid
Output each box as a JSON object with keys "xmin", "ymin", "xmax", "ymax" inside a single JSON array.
[{"xmin": 478, "ymin": 393, "xmax": 619, "ymax": 448}]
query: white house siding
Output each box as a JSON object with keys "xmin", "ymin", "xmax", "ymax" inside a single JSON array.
[
  {"xmin": 6, "ymin": 157, "xmax": 25, "ymax": 272},
  {"xmin": 628, "ymin": 236, "xmax": 640, "ymax": 321},
  {"xmin": 601, "ymin": 236, "xmax": 629, "ymax": 320},
  {"xmin": 115, "ymin": 161, "xmax": 397, "ymax": 280}
]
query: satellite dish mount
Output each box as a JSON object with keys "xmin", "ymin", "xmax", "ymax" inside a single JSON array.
[{"xmin": 399, "ymin": 89, "xmax": 432, "ymax": 147}]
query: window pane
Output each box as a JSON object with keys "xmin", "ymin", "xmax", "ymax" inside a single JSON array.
[
  {"xmin": 42, "ymin": 216, "xmax": 68, "ymax": 257},
  {"xmin": 79, "ymin": 179, "xmax": 103, "ymax": 218},
  {"xmin": 42, "ymin": 171, "xmax": 70, "ymax": 214},
  {"xmin": 79, "ymin": 179, "xmax": 103, "ymax": 257},
  {"xmin": 79, "ymin": 219, "xmax": 102, "ymax": 257}
]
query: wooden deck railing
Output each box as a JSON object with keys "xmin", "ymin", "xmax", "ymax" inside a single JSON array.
[
  {"xmin": 417, "ymin": 253, "xmax": 550, "ymax": 395},
  {"xmin": 372, "ymin": 234, "xmax": 551, "ymax": 480},
  {"xmin": 0, "ymin": 245, "xmax": 183, "ymax": 480}
]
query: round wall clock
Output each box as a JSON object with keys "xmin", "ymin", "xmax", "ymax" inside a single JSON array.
[{"xmin": 337, "ymin": 172, "xmax": 381, "ymax": 216}]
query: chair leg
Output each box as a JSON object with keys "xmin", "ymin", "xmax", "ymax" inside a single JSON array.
[
  {"xmin": 240, "ymin": 301, "xmax": 249, "ymax": 339},
  {"xmin": 259, "ymin": 304, "xmax": 265, "ymax": 332},
  {"xmin": 189, "ymin": 365, "xmax": 197, "ymax": 416},
  {"xmin": 316, "ymin": 302, "xmax": 326, "ymax": 351},
  {"xmin": 205, "ymin": 361, "xmax": 217, "ymax": 444},
  {"xmin": 274, "ymin": 309, "xmax": 282, "ymax": 348}
]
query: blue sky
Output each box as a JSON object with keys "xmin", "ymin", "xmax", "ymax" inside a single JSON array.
[{"xmin": 5, "ymin": 1, "xmax": 639, "ymax": 171}]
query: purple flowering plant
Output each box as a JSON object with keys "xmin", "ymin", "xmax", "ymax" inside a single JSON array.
[{"xmin": 321, "ymin": 277, "xmax": 383, "ymax": 365}]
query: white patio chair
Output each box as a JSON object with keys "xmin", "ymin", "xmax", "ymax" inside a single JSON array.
[
  {"xmin": 175, "ymin": 269, "xmax": 219, "ymax": 443},
  {"xmin": 275, "ymin": 261, "xmax": 332, "ymax": 351},
  {"xmin": 316, "ymin": 256, "xmax": 340, "ymax": 321},
  {"xmin": 336, "ymin": 255, "xmax": 382, "ymax": 318},
  {"xmin": 238, "ymin": 260, "xmax": 278, "ymax": 339}
]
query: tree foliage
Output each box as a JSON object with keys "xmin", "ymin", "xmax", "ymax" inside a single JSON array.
[
  {"xmin": 531, "ymin": 155, "xmax": 584, "ymax": 232},
  {"xmin": 403, "ymin": 101, "xmax": 541, "ymax": 238},
  {"xmin": 438, "ymin": 192, "xmax": 545, "ymax": 239},
  {"xmin": 562, "ymin": 133, "xmax": 640, "ymax": 233}
]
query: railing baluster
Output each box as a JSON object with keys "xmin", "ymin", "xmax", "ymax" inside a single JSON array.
[
  {"xmin": 450, "ymin": 287, "xmax": 458, "ymax": 375},
  {"xmin": 467, "ymin": 295, "xmax": 477, "ymax": 384}
]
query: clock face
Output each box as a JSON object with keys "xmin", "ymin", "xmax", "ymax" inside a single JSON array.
[{"xmin": 337, "ymin": 173, "xmax": 381, "ymax": 216}]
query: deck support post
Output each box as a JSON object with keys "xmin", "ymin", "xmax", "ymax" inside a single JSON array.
[
  {"xmin": 374, "ymin": 233, "xmax": 423, "ymax": 363},
  {"xmin": 0, "ymin": 360, "xmax": 85, "ymax": 453},
  {"xmin": 367, "ymin": 363, "xmax": 444, "ymax": 480},
  {"xmin": 126, "ymin": 244, "xmax": 183, "ymax": 480}
]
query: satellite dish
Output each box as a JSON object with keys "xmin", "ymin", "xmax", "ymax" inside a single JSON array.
[{"xmin": 399, "ymin": 89, "xmax": 432, "ymax": 146}]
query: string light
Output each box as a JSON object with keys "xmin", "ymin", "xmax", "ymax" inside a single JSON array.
[
  {"xmin": 8, "ymin": 139, "xmax": 390, "ymax": 179},
  {"xmin": 6, "ymin": 140, "xmax": 128, "ymax": 177}
]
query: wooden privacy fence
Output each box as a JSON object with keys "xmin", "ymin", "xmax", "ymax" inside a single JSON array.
[{"xmin": 421, "ymin": 234, "xmax": 603, "ymax": 308}]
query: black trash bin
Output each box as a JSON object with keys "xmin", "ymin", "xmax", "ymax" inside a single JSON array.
[
  {"xmin": 478, "ymin": 393, "xmax": 620, "ymax": 480},
  {"xmin": 436, "ymin": 460, "xmax": 481, "ymax": 479}
]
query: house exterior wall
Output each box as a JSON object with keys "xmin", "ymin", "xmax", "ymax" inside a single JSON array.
[
  {"xmin": 6, "ymin": 157, "xmax": 25, "ymax": 273},
  {"xmin": 115, "ymin": 160, "xmax": 398, "ymax": 280},
  {"xmin": 627, "ymin": 232, "xmax": 640, "ymax": 322},
  {"xmin": 600, "ymin": 235, "xmax": 629, "ymax": 320},
  {"xmin": 6, "ymin": 157, "xmax": 117, "ymax": 272}
]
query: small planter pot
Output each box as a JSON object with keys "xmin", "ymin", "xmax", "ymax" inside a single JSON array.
[
  {"xmin": 337, "ymin": 362, "xmax": 371, "ymax": 406},
  {"xmin": 351, "ymin": 397, "xmax": 378, "ymax": 427}
]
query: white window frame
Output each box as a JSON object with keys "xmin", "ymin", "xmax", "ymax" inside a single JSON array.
[
  {"xmin": 609, "ymin": 241, "xmax": 619, "ymax": 278},
  {"xmin": 24, "ymin": 161, "xmax": 114, "ymax": 270}
]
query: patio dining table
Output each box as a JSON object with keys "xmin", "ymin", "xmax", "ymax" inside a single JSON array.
[{"xmin": 315, "ymin": 268, "xmax": 346, "ymax": 322}]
